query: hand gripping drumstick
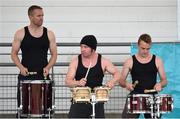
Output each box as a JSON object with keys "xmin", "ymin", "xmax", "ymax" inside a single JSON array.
[
  {"xmin": 144, "ymin": 89, "xmax": 156, "ymax": 93},
  {"xmin": 84, "ymin": 62, "xmax": 92, "ymax": 81}
]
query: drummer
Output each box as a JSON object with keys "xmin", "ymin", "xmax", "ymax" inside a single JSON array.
[
  {"xmin": 119, "ymin": 33, "xmax": 167, "ymax": 118},
  {"xmin": 65, "ymin": 35, "xmax": 120, "ymax": 118},
  {"xmin": 11, "ymin": 5, "xmax": 57, "ymax": 116}
]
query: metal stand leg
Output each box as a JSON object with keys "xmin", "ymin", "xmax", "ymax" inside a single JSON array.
[
  {"xmin": 91, "ymin": 93, "xmax": 96, "ymax": 119},
  {"xmin": 46, "ymin": 85, "xmax": 56, "ymax": 119},
  {"xmin": 17, "ymin": 83, "xmax": 22, "ymax": 119},
  {"xmin": 48, "ymin": 108, "xmax": 51, "ymax": 119},
  {"xmin": 46, "ymin": 105, "xmax": 55, "ymax": 119},
  {"xmin": 17, "ymin": 105, "xmax": 22, "ymax": 119}
]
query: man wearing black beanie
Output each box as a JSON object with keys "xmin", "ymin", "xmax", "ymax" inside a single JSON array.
[
  {"xmin": 80, "ymin": 35, "xmax": 97, "ymax": 50},
  {"xmin": 65, "ymin": 35, "xmax": 120, "ymax": 118}
]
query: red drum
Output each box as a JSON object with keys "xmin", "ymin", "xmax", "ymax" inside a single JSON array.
[
  {"xmin": 127, "ymin": 94, "xmax": 153, "ymax": 114},
  {"xmin": 20, "ymin": 80, "xmax": 53, "ymax": 117},
  {"xmin": 155, "ymin": 94, "xmax": 173, "ymax": 113}
]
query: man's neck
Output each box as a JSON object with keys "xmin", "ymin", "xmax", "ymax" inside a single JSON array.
[
  {"xmin": 28, "ymin": 25, "xmax": 43, "ymax": 37},
  {"xmin": 29, "ymin": 24, "xmax": 42, "ymax": 31},
  {"xmin": 82, "ymin": 52, "xmax": 97, "ymax": 65},
  {"xmin": 136, "ymin": 53, "xmax": 152, "ymax": 63}
]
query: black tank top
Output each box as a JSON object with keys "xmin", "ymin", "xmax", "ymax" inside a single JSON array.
[
  {"xmin": 131, "ymin": 55, "xmax": 158, "ymax": 94},
  {"xmin": 19, "ymin": 26, "xmax": 49, "ymax": 79},
  {"xmin": 75, "ymin": 54, "xmax": 104, "ymax": 89}
]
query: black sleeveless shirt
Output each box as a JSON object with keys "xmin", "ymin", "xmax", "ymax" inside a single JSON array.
[
  {"xmin": 131, "ymin": 55, "xmax": 158, "ymax": 94},
  {"xmin": 75, "ymin": 54, "xmax": 104, "ymax": 89},
  {"xmin": 19, "ymin": 26, "xmax": 49, "ymax": 79}
]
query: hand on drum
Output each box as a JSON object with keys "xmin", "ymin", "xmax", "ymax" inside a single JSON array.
[{"xmin": 154, "ymin": 83, "xmax": 162, "ymax": 92}]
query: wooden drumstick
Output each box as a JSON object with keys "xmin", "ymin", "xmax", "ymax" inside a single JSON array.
[
  {"xmin": 28, "ymin": 72, "xmax": 37, "ymax": 75},
  {"xmin": 132, "ymin": 80, "xmax": 138, "ymax": 88},
  {"xmin": 84, "ymin": 62, "xmax": 92, "ymax": 81},
  {"xmin": 44, "ymin": 74, "xmax": 47, "ymax": 80},
  {"xmin": 43, "ymin": 71, "xmax": 47, "ymax": 80},
  {"xmin": 144, "ymin": 89, "xmax": 156, "ymax": 93}
]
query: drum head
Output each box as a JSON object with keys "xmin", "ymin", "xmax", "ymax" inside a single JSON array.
[
  {"xmin": 72, "ymin": 87, "xmax": 91, "ymax": 103},
  {"xmin": 94, "ymin": 86, "xmax": 109, "ymax": 102},
  {"xmin": 30, "ymin": 80, "xmax": 44, "ymax": 84}
]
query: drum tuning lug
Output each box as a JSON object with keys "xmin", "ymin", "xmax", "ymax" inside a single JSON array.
[
  {"xmin": 52, "ymin": 105, "xmax": 56, "ymax": 109},
  {"xmin": 47, "ymin": 107, "xmax": 51, "ymax": 111},
  {"xmin": 19, "ymin": 105, "xmax": 23, "ymax": 109},
  {"xmin": 17, "ymin": 105, "xmax": 22, "ymax": 111}
]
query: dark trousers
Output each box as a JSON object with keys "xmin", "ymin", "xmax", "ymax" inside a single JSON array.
[{"xmin": 68, "ymin": 103, "xmax": 105, "ymax": 118}]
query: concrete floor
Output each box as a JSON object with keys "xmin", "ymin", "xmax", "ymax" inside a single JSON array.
[{"xmin": 0, "ymin": 113, "xmax": 122, "ymax": 118}]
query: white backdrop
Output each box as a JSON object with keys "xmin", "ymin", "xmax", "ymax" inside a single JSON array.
[
  {"xmin": 0, "ymin": 0, "xmax": 177, "ymax": 43},
  {"xmin": 0, "ymin": 0, "xmax": 177, "ymax": 65}
]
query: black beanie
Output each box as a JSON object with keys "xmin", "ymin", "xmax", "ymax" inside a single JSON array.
[{"xmin": 80, "ymin": 35, "xmax": 97, "ymax": 50}]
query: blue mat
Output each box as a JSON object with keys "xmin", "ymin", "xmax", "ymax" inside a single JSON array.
[{"xmin": 131, "ymin": 43, "xmax": 180, "ymax": 118}]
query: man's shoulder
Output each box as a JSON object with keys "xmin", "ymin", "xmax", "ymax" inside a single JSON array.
[
  {"xmin": 46, "ymin": 27, "xmax": 55, "ymax": 34},
  {"xmin": 126, "ymin": 56, "xmax": 133, "ymax": 61},
  {"xmin": 16, "ymin": 27, "xmax": 25, "ymax": 33},
  {"xmin": 14, "ymin": 27, "xmax": 26, "ymax": 40},
  {"xmin": 71, "ymin": 55, "xmax": 79, "ymax": 62},
  {"xmin": 47, "ymin": 28, "xmax": 56, "ymax": 40}
]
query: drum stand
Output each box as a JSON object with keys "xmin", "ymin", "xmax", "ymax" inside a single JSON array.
[
  {"xmin": 17, "ymin": 105, "xmax": 22, "ymax": 119},
  {"xmin": 91, "ymin": 93, "xmax": 96, "ymax": 119},
  {"xmin": 17, "ymin": 86, "xmax": 23, "ymax": 119},
  {"xmin": 47, "ymin": 105, "xmax": 56, "ymax": 119},
  {"xmin": 46, "ymin": 86, "xmax": 56, "ymax": 119}
]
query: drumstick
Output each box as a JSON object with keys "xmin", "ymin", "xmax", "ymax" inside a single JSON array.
[
  {"xmin": 144, "ymin": 89, "xmax": 157, "ymax": 93},
  {"xmin": 28, "ymin": 72, "xmax": 37, "ymax": 75},
  {"xmin": 43, "ymin": 70, "xmax": 47, "ymax": 80},
  {"xmin": 132, "ymin": 80, "xmax": 138, "ymax": 88},
  {"xmin": 84, "ymin": 62, "xmax": 92, "ymax": 81},
  {"xmin": 44, "ymin": 74, "xmax": 47, "ymax": 80}
]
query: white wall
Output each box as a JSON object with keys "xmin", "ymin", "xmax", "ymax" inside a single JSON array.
[
  {"xmin": 0, "ymin": 0, "xmax": 177, "ymax": 43},
  {"xmin": 0, "ymin": 0, "xmax": 177, "ymax": 64},
  {"xmin": 178, "ymin": 0, "xmax": 180, "ymax": 40}
]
